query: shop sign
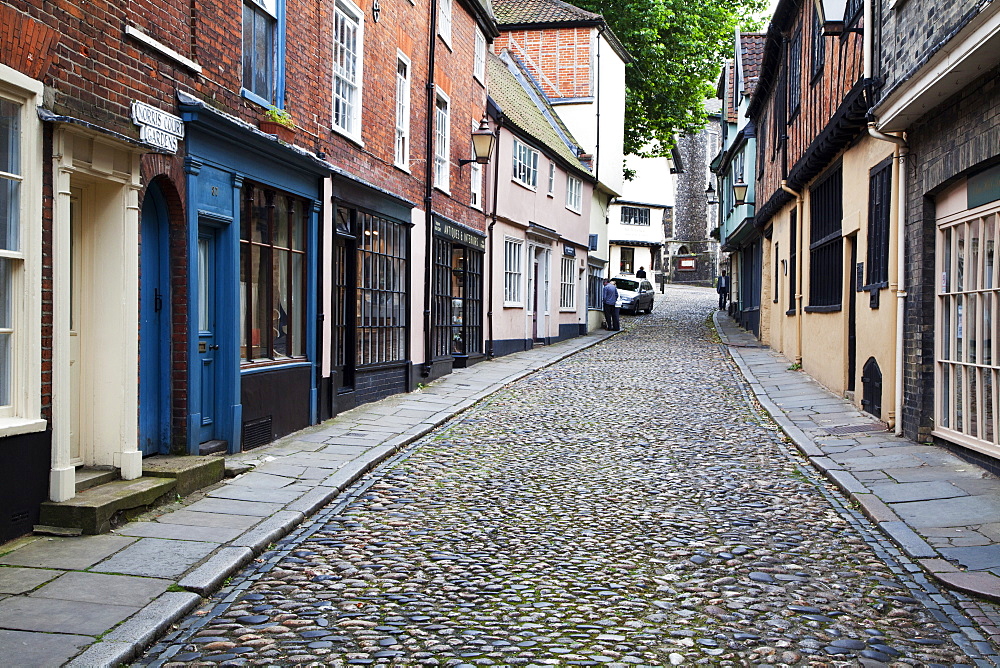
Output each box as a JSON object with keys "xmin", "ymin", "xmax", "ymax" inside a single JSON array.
[
  {"xmin": 131, "ymin": 101, "xmax": 185, "ymax": 153},
  {"xmin": 433, "ymin": 217, "xmax": 486, "ymax": 251},
  {"xmin": 563, "ymin": 245, "xmax": 576, "ymax": 257},
  {"xmin": 969, "ymin": 163, "xmax": 1000, "ymax": 209}
]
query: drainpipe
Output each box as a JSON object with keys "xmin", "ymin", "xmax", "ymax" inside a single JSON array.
[
  {"xmin": 486, "ymin": 117, "xmax": 504, "ymax": 358},
  {"xmin": 868, "ymin": 123, "xmax": 908, "ymax": 435},
  {"xmin": 781, "ymin": 181, "xmax": 803, "ymax": 364},
  {"xmin": 865, "ymin": 0, "xmax": 909, "ymax": 435},
  {"xmin": 421, "ymin": 0, "xmax": 439, "ymax": 377}
]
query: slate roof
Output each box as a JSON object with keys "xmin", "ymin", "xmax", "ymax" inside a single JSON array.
[
  {"xmin": 493, "ymin": 0, "xmax": 602, "ymax": 26},
  {"xmin": 740, "ymin": 33, "xmax": 767, "ymax": 98},
  {"xmin": 487, "ymin": 50, "xmax": 591, "ymax": 177}
]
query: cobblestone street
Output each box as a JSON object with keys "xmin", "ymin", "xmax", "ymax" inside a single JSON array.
[{"xmin": 138, "ymin": 287, "xmax": 1000, "ymax": 666}]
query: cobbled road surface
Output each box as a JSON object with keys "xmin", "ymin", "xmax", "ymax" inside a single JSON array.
[{"xmin": 139, "ymin": 287, "xmax": 1000, "ymax": 667}]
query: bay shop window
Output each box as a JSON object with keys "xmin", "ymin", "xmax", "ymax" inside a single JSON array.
[
  {"xmin": 240, "ymin": 184, "xmax": 308, "ymax": 363},
  {"xmin": 936, "ymin": 201, "xmax": 1000, "ymax": 456}
]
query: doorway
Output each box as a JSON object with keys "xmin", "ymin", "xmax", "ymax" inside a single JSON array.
[
  {"xmin": 139, "ymin": 183, "xmax": 172, "ymax": 455},
  {"xmin": 195, "ymin": 227, "xmax": 222, "ymax": 445}
]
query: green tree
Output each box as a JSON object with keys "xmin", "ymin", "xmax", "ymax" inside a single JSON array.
[{"xmin": 576, "ymin": 0, "xmax": 766, "ymax": 158}]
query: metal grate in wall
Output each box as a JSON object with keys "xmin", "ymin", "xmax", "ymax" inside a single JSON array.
[{"xmin": 242, "ymin": 416, "xmax": 273, "ymax": 451}]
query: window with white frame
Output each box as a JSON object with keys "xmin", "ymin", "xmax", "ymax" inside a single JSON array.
[
  {"xmin": 242, "ymin": 0, "xmax": 279, "ymax": 104},
  {"xmin": 935, "ymin": 199, "xmax": 1000, "ymax": 453},
  {"xmin": 547, "ymin": 162, "xmax": 555, "ymax": 195},
  {"xmin": 621, "ymin": 206, "xmax": 650, "ymax": 226},
  {"xmin": 438, "ymin": 0, "xmax": 452, "ymax": 45},
  {"xmin": 434, "ymin": 92, "xmax": 450, "ymax": 191},
  {"xmin": 333, "ymin": 0, "xmax": 363, "ymax": 139},
  {"xmin": 474, "ymin": 30, "xmax": 486, "ymax": 83},
  {"xmin": 394, "ymin": 55, "xmax": 410, "ymax": 168},
  {"xmin": 566, "ymin": 176, "xmax": 582, "ymax": 212},
  {"xmin": 560, "ymin": 256, "xmax": 575, "ymax": 309},
  {"xmin": 504, "ymin": 237, "xmax": 523, "ymax": 305},
  {"xmin": 512, "ymin": 138, "xmax": 538, "ymax": 188},
  {"xmin": 0, "ymin": 73, "xmax": 42, "ymax": 426}
]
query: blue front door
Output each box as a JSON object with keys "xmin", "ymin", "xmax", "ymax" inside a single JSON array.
[
  {"xmin": 138, "ymin": 185, "xmax": 170, "ymax": 455},
  {"xmin": 197, "ymin": 229, "xmax": 219, "ymax": 444}
]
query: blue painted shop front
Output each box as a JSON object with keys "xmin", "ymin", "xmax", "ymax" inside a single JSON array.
[{"xmin": 179, "ymin": 94, "xmax": 323, "ymax": 453}]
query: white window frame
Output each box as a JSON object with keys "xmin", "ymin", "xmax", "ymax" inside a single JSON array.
[
  {"xmin": 474, "ymin": 29, "xmax": 487, "ymax": 83},
  {"xmin": 438, "ymin": 0, "xmax": 453, "ymax": 47},
  {"xmin": 504, "ymin": 237, "xmax": 523, "ymax": 306},
  {"xmin": 512, "ymin": 138, "xmax": 539, "ymax": 189},
  {"xmin": 433, "ymin": 89, "xmax": 450, "ymax": 193},
  {"xmin": 0, "ymin": 65, "xmax": 44, "ymax": 435},
  {"xmin": 566, "ymin": 175, "xmax": 582, "ymax": 213},
  {"xmin": 934, "ymin": 198, "xmax": 1000, "ymax": 457},
  {"xmin": 547, "ymin": 162, "xmax": 555, "ymax": 196},
  {"xmin": 332, "ymin": 0, "xmax": 364, "ymax": 142},
  {"xmin": 560, "ymin": 256, "xmax": 576, "ymax": 310},
  {"xmin": 394, "ymin": 52, "xmax": 411, "ymax": 169}
]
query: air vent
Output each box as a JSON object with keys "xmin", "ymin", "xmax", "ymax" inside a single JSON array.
[
  {"xmin": 241, "ymin": 416, "xmax": 273, "ymax": 451},
  {"xmin": 10, "ymin": 510, "xmax": 29, "ymax": 525}
]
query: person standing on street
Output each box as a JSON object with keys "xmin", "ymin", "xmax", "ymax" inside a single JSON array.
[
  {"xmin": 717, "ymin": 270, "xmax": 730, "ymax": 310},
  {"xmin": 636, "ymin": 266, "xmax": 647, "ymax": 279},
  {"xmin": 602, "ymin": 278, "xmax": 620, "ymax": 331}
]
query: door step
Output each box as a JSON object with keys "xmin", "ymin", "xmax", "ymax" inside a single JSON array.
[{"xmin": 36, "ymin": 455, "xmax": 225, "ymax": 535}]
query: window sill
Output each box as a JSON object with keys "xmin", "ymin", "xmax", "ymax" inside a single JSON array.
[
  {"xmin": 566, "ymin": 207, "xmax": 582, "ymax": 215},
  {"xmin": 241, "ymin": 88, "xmax": 274, "ymax": 110},
  {"xmin": 434, "ymin": 184, "xmax": 451, "ymax": 197},
  {"xmin": 394, "ymin": 162, "xmax": 411, "ymax": 174},
  {"xmin": 512, "ymin": 179, "xmax": 537, "ymax": 192},
  {"xmin": 804, "ymin": 304, "xmax": 842, "ymax": 313},
  {"xmin": 331, "ymin": 125, "xmax": 365, "ymax": 149},
  {"xmin": 0, "ymin": 417, "xmax": 47, "ymax": 439},
  {"xmin": 786, "ymin": 308, "xmax": 797, "ymax": 316},
  {"xmin": 503, "ymin": 302, "xmax": 524, "ymax": 308}
]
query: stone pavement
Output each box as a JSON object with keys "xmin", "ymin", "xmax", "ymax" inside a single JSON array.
[
  {"xmin": 716, "ymin": 309, "xmax": 1000, "ymax": 633},
  {"xmin": 0, "ymin": 328, "xmax": 616, "ymax": 668}
]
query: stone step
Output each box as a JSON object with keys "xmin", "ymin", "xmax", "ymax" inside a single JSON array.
[
  {"xmin": 141, "ymin": 454, "xmax": 225, "ymax": 497},
  {"xmin": 75, "ymin": 467, "xmax": 119, "ymax": 493},
  {"xmin": 39, "ymin": 476, "xmax": 178, "ymax": 535}
]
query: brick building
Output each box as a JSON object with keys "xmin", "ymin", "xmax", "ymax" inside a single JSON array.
[
  {"xmin": 0, "ymin": 0, "xmax": 499, "ymax": 540},
  {"xmin": 869, "ymin": 0, "xmax": 1000, "ymax": 458}
]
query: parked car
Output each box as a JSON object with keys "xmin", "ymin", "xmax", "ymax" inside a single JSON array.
[{"xmin": 611, "ymin": 275, "xmax": 655, "ymax": 314}]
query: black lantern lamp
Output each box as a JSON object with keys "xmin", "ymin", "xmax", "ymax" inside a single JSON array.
[
  {"xmin": 459, "ymin": 116, "xmax": 495, "ymax": 166},
  {"xmin": 705, "ymin": 181, "xmax": 718, "ymax": 205}
]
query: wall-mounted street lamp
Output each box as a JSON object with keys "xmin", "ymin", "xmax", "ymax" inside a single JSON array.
[
  {"xmin": 733, "ymin": 182, "xmax": 749, "ymax": 206},
  {"xmin": 705, "ymin": 182, "xmax": 718, "ymax": 205},
  {"xmin": 459, "ymin": 117, "xmax": 496, "ymax": 166}
]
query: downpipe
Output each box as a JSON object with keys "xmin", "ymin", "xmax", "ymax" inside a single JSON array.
[
  {"xmin": 780, "ymin": 180, "xmax": 804, "ymax": 365},
  {"xmin": 868, "ymin": 123, "xmax": 908, "ymax": 436}
]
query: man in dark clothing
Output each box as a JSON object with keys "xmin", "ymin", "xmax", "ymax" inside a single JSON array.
[
  {"xmin": 602, "ymin": 278, "xmax": 620, "ymax": 331},
  {"xmin": 717, "ymin": 270, "xmax": 730, "ymax": 310},
  {"xmin": 635, "ymin": 266, "xmax": 647, "ymax": 279}
]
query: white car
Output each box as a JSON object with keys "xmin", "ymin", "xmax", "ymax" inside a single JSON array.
[{"xmin": 611, "ymin": 275, "xmax": 655, "ymax": 314}]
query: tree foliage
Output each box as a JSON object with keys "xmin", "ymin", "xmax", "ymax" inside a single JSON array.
[{"xmin": 575, "ymin": 0, "xmax": 767, "ymax": 157}]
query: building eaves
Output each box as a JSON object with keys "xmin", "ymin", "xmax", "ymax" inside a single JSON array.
[
  {"xmin": 459, "ymin": 0, "xmax": 501, "ymax": 39},
  {"xmin": 494, "ymin": 0, "xmax": 601, "ymax": 26}
]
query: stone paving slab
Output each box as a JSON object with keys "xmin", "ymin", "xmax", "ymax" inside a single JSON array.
[
  {"xmin": 152, "ymin": 509, "xmax": 263, "ymax": 530},
  {"xmin": 92, "ymin": 538, "xmax": 218, "ymax": 578},
  {"xmin": 31, "ymin": 572, "xmax": 169, "ymax": 607},
  {"xmin": 866, "ymin": 480, "xmax": 970, "ymax": 503},
  {"xmin": 0, "ymin": 629, "xmax": 92, "ymax": 667},
  {"xmin": 0, "ymin": 596, "xmax": 138, "ymax": 635},
  {"xmin": 0, "ymin": 567, "xmax": 59, "ymax": 594},
  {"xmin": 0, "ymin": 535, "xmax": 136, "ymax": 570},
  {"xmin": 114, "ymin": 521, "xmax": 243, "ymax": 543}
]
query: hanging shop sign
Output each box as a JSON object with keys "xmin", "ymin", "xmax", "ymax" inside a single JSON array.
[{"xmin": 131, "ymin": 101, "xmax": 185, "ymax": 153}]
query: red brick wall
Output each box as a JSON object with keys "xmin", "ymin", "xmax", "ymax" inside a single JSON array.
[{"xmin": 494, "ymin": 27, "xmax": 593, "ymax": 100}]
